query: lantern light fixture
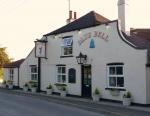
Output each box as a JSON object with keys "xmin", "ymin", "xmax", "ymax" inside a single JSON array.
[{"xmin": 76, "ymin": 52, "xmax": 87, "ymax": 64}]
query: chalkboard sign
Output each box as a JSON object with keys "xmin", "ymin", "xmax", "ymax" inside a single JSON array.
[{"xmin": 68, "ymin": 68, "xmax": 76, "ymax": 83}]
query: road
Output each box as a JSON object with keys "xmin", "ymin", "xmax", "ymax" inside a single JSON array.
[{"xmin": 0, "ymin": 92, "xmax": 105, "ymax": 116}]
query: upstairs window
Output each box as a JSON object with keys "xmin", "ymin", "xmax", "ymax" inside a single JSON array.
[
  {"xmin": 30, "ymin": 65, "xmax": 38, "ymax": 81},
  {"xmin": 61, "ymin": 36, "xmax": 73, "ymax": 56},
  {"xmin": 107, "ymin": 63, "xmax": 124, "ymax": 88}
]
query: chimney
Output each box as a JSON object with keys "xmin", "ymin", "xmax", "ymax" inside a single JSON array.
[
  {"xmin": 69, "ymin": 10, "xmax": 72, "ymax": 19},
  {"xmin": 118, "ymin": 0, "xmax": 130, "ymax": 35},
  {"xmin": 66, "ymin": 10, "xmax": 77, "ymax": 24},
  {"xmin": 74, "ymin": 12, "xmax": 77, "ymax": 20}
]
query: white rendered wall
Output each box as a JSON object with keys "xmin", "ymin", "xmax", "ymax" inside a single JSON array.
[
  {"xmin": 19, "ymin": 21, "xmax": 148, "ymax": 104},
  {"xmin": 19, "ymin": 49, "xmax": 38, "ymax": 88},
  {"xmin": 3, "ymin": 68, "xmax": 19, "ymax": 86},
  {"xmin": 3, "ymin": 69, "xmax": 9, "ymax": 81},
  {"xmin": 45, "ymin": 21, "xmax": 147, "ymax": 104}
]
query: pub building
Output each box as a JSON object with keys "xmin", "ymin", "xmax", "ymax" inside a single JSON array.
[{"xmin": 3, "ymin": 0, "xmax": 150, "ymax": 104}]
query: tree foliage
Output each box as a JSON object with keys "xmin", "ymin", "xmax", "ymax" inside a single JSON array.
[{"xmin": 0, "ymin": 47, "xmax": 11, "ymax": 77}]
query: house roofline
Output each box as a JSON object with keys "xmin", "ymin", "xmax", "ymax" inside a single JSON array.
[{"xmin": 44, "ymin": 20, "xmax": 118, "ymax": 36}]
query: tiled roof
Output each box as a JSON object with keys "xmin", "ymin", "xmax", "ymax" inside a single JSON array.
[
  {"xmin": 44, "ymin": 11, "xmax": 150, "ymax": 65},
  {"xmin": 44, "ymin": 11, "xmax": 110, "ymax": 36},
  {"xmin": 3, "ymin": 59, "xmax": 25, "ymax": 68},
  {"xmin": 124, "ymin": 30, "xmax": 150, "ymax": 64},
  {"xmin": 130, "ymin": 28, "xmax": 150, "ymax": 41}
]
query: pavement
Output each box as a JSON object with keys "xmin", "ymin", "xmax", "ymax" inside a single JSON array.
[{"xmin": 0, "ymin": 88, "xmax": 150, "ymax": 116}]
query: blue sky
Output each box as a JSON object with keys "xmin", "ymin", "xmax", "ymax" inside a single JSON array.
[{"xmin": 0, "ymin": 0, "xmax": 150, "ymax": 60}]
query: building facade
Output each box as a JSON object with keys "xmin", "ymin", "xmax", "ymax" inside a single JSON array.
[
  {"xmin": 15, "ymin": 11, "xmax": 150, "ymax": 104},
  {"xmin": 3, "ymin": 59, "xmax": 24, "ymax": 88},
  {"xmin": 3, "ymin": 0, "xmax": 150, "ymax": 104}
]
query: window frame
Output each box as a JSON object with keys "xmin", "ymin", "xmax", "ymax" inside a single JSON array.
[
  {"xmin": 30, "ymin": 65, "xmax": 38, "ymax": 81},
  {"xmin": 9, "ymin": 68, "xmax": 14, "ymax": 81},
  {"xmin": 107, "ymin": 64, "xmax": 124, "ymax": 89},
  {"xmin": 61, "ymin": 36, "xmax": 73, "ymax": 57},
  {"xmin": 56, "ymin": 65, "xmax": 66, "ymax": 84}
]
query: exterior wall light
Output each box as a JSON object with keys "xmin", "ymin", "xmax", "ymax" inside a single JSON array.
[
  {"xmin": 105, "ymin": 23, "xmax": 111, "ymax": 30},
  {"xmin": 76, "ymin": 52, "xmax": 87, "ymax": 64}
]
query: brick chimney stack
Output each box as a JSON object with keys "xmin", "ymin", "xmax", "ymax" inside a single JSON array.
[
  {"xmin": 66, "ymin": 10, "xmax": 77, "ymax": 24},
  {"xmin": 69, "ymin": 10, "xmax": 72, "ymax": 19},
  {"xmin": 74, "ymin": 12, "xmax": 77, "ymax": 20}
]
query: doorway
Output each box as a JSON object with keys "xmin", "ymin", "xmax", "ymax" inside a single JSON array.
[{"xmin": 81, "ymin": 65, "xmax": 92, "ymax": 97}]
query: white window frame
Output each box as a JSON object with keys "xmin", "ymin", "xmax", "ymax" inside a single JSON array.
[
  {"xmin": 30, "ymin": 65, "xmax": 38, "ymax": 81},
  {"xmin": 56, "ymin": 66, "xmax": 66, "ymax": 83},
  {"xmin": 107, "ymin": 64, "xmax": 124, "ymax": 89},
  {"xmin": 9, "ymin": 68, "xmax": 14, "ymax": 81},
  {"xmin": 61, "ymin": 36, "xmax": 73, "ymax": 56}
]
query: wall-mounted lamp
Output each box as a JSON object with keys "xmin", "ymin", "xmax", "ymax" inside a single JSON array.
[
  {"xmin": 54, "ymin": 34, "xmax": 63, "ymax": 39},
  {"xmin": 76, "ymin": 52, "xmax": 87, "ymax": 64},
  {"xmin": 105, "ymin": 23, "xmax": 111, "ymax": 30},
  {"xmin": 78, "ymin": 30, "xmax": 82, "ymax": 35}
]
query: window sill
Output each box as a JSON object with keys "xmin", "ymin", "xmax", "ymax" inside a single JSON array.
[
  {"xmin": 55, "ymin": 83, "xmax": 67, "ymax": 86},
  {"xmin": 60, "ymin": 55, "xmax": 73, "ymax": 58},
  {"xmin": 105, "ymin": 88, "xmax": 126, "ymax": 91}
]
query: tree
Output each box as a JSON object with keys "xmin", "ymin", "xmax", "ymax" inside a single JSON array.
[{"xmin": 0, "ymin": 47, "xmax": 11, "ymax": 78}]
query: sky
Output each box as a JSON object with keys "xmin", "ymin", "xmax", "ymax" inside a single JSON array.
[{"xmin": 0, "ymin": 0, "xmax": 150, "ymax": 61}]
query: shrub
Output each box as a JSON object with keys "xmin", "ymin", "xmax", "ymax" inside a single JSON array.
[
  {"xmin": 54, "ymin": 83, "xmax": 67, "ymax": 87},
  {"xmin": 24, "ymin": 83, "xmax": 28, "ymax": 87},
  {"xmin": 123, "ymin": 91, "xmax": 131, "ymax": 98},
  {"xmin": 2, "ymin": 80, "xmax": 6, "ymax": 84},
  {"xmin": 7, "ymin": 80, "xmax": 13, "ymax": 83},
  {"xmin": 94, "ymin": 88, "xmax": 100, "ymax": 95},
  {"xmin": 55, "ymin": 83, "xmax": 67, "ymax": 91},
  {"xmin": 46, "ymin": 84, "xmax": 52, "ymax": 89},
  {"xmin": 61, "ymin": 86, "xmax": 66, "ymax": 91},
  {"xmin": 28, "ymin": 80, "xmax": 37, "ymax": 86},
  {"xmin": 31, "ymin": 83, "xmax": 37, "ymax": 88},
  {"xmin": 28, "ymin": 80, "xmax": 37, "ymax": 84}
]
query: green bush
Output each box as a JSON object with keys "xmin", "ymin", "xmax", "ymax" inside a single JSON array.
[
  {"xmin": 28, "ymin": 80, "xmax": 37, "ymax": 84},
  {"xmin": 46, "ymin": 84, "xmax": 52, "ymax": 89},
  {"xmin": 2, "ymin": 80, "xmax": 6, "ymax": 84},
  {"xmin": 123, "ymin": 91, "xmax": 131, "ymax": 98},
  {"xmin": 55, "ymin": 83, "xmax": 67, "ymax": 91},
  {"xmin": 61, "ymin": 86, "xmax": 66, "ymax": 91},
  {"xmin": 7, "ymin": 80, "xmax": 13, "ymax": 83},
  {"xmin": 31, "ymin": 83, "xmax": 37, "ymax": 88},
  {"xmin": 93, "ymin": 88, "xmax": 100, "ymax": 95},
  {"xmin": 54, "ymin": 83, "xmax": 67, "ymax": 87},
  {"xmin": 24, "ymin": 83, "xmax": 28, "ymax": 87}
]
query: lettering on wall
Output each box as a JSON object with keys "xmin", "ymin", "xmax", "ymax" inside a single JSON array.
[{"xmin": 78, "ymin": 31, "xmax": 109, "ymax": 46}]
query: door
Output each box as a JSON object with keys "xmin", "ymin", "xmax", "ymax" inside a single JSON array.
[{"xmin": 81, "ymin": 65, "xmax": 91, "ymax": 97}]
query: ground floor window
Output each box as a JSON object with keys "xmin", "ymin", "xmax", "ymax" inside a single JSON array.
[
  {"xmin": 107, "ymin": 63, "xmax": 124, "ymax": 88},
  {"xmin": 56, "ymin": 65, "xmax": 66, "ymax": 83},
  {"xmin": 30, "ymin": 65, "xmax": 38, "ymax": 81},
  {"xmin": 9, "ymin": 68, "xmax": 14, "ymax": 81}
]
